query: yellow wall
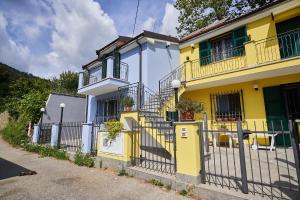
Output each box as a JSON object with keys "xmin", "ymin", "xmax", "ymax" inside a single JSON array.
[
  {"xmin": 175, "ymin": 123, "xmax": 200, "ymax": 177},
  {"xmin": 183, "ymin": 73, "xmax": 300, "ymax": 130}
]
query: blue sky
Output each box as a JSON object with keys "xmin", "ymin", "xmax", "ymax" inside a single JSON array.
[{"xmin": 0, "ymin": 0, "xmax": 179, "ymax": 78}]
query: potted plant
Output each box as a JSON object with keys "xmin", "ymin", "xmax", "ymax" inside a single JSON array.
[
  {"xmin": 120, "ymin": 96, "xmax": 134, "ymax": 112},
  {"xmin": 176, "ymin": 98, "xmax": 204, "ymax": 121},
  {"xmin": 104, "ymin": 120, "xmax": 123, "ymax": 142}
]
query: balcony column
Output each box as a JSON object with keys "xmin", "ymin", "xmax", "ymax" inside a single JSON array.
[
  {"xmin": 245, "ymin": 41, "xmax": 258, "ymax": 67},
  {"xmin": 106, "ymin": 56, "xmax": 114, "ymax": 78},
  {"xmin": 78, "ymin": 72, "xmax": 84, "ymax": 89}
]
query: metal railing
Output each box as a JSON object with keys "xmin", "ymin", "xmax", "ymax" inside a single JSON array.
[
  {"xmin": 192, "ymin": 46, "xmax": 246, "ymax": 79},
  {"xmin": 255, "ymin": 28, "xmax": 300, "ymax": 64},
  {"xmin": 83, "ymin": 62, "xmax": 129, "ymax": 87},
  {"xmin": 38, "ymin": 123, "xmax": 52, "ymax": 144},
  {"xmin": 59, "ymin": 122, "xmax": 83, "ymax": 152}
]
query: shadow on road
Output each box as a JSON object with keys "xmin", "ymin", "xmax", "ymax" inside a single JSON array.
[{"xmin": 0, "ymin": 157, "xmax": 34, "ymax": 180}]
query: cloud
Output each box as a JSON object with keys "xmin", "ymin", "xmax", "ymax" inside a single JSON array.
[
  {"xmin": 0, "ymin": 13, "xmax": 31, "ymax": 72},
  {"xmin": 160, "ymin": 3, "xmax": 179, "ymax": 36},
  {"xmin": 0, "ymin": 0, "xmax": 118, "ymax": 78},
  {"xmin": 142, "ymin": 17, "xmax": 156, "ymax": 32}
]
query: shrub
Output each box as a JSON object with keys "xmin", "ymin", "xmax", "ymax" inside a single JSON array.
[
  {"xmin": 120, "ymin": 96, "xmax": 134, "ymax": 107},
  {"xmin": 179, "ymin": 189, "xmax": 188, "ymax": 196},
  {"xmin": 176, "ymin": 98, "xmax": 204, "ymax": 113},
  {"xmin": 74, "ymin": 150, "xmax": 95, "ymax": 167},
  {"xmin": 1, "ymin": 119, "xmax": 28, "ymax": 146},
  {"xmin": 104, "ymin": 120, "xmax": 123, "ymax": 142}
]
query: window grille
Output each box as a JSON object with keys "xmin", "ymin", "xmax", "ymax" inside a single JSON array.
[{"xmin": 210, "ymin": 90, "xmax": 245, "ymax": 121}]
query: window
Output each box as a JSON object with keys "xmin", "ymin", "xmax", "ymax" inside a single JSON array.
[
  {"xmin": 199, "ymin": 26, "xmax": 247, "ymax": 65},
  {"xmin": 210, "ymin": 90, "xmax": 244, "ymax": 121},
  {"xmin": 211, "ymin": 36, "xmax": 233, "ymax": 62}
]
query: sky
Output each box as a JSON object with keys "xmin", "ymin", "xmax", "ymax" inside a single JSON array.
[{"xmin": 0, "ymin": 0, "xmax": 179, "ymax": 78}]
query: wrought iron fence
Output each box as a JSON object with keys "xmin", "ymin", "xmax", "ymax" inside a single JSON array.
[
  {"xmin": 59, "ymin": 122, "xmax": 83, "ymax": 152},
  {"xmin": 255, "ymin": 28, "xmax": 300, "ymax": 64},
  {"xmin": 91, "ymin": 122, "xmax": 101, "ymax": 155},
  {"xmin": 199, "ymin": 119, "xmax": 300, "ymax": 199},
  {"xmin": 38, "ymin": 123, "xmax": 52, "ymax": 144}
]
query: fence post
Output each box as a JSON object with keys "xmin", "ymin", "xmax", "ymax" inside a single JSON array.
[
  {"xmin": 32, "ymin": 124, "xmax": 40, "ymax": 144},
  {"xmin": 81, "ymin": 123, "xmax": 93, "ymax": 154},
  {"xmin": 199, "ymin": 122, "xmax": 206, "ymax": 184},
  {"xmin": 50, "ymin": 124, "xmax": 59, "ymax": 147},
  {"xmin": 237, "ymin": 121, "xmax": 248, "ymax": 194},
  {"xmin": 203, "ymin": 112, "xmax": 209, "ymax": 152},
  {"xmin": 289, "ymin": 120, "xmax": 300, "ymax": 192}
]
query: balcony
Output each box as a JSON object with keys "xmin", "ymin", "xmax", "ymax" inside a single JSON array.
[
  {"xmin": 160, "ymin": 29, "xmax": 300, "ymax": 91},
  {"xmin": 78, "ymin": 62, "xmax": 129, "ymax": 96}
]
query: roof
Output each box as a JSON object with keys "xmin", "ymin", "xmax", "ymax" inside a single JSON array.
[
  {"xmin": 41, "ymin": 93, "xmax": 86, "ymax": 124},
  {"xmin": 119, "ymin": 30, "xmax": 179, "ymax": 49},
  {"xmin": 96, "ymin": 36, "xmax": 132, "ymax": 55},
  {"xmin": 82, "ymin": 58, "xmax": 100, "ymax": 69},
  {"xmin": 180, "ymin": 0, "xmax": 286, "ymax": 43}
]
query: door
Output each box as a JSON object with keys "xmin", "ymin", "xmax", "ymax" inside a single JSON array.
[
  {"xmin": 104, "ymin": 100, "xmax": 118, "ymax": 121},
  {"xmin": 263, "ymin": 86, "xmax": 290, "ymax": 146}
]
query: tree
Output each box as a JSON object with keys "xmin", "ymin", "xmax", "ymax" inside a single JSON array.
[
  {"xmin": 174, "ymin": 0, "xmax": 275, "ymax": 37},
  {"xmin": 52, "ymin": 71, "xmax": 79, "ymax": 95}
]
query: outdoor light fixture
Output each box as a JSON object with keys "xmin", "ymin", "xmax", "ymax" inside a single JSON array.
[
  {"xmin": 190, "ymin": 43, "xmax": 195, "ymax": 49},
  {"xmin": 60, "ymin": 103, "xmax": 66, "ymax": 108},
  {"xmin": 166, "ymin": 41, "xmax": 171, "ymax": 48},
  {"xmin": 171, "ymin": 79, "xmax": 181, "ymax": 89},
  {"xmin": 40, "ymin": 107, "xmax": 45, "ymax": 112},
  {"xmin": 253, "ymin": 84, "xmax": 259, "ymax": 91}
]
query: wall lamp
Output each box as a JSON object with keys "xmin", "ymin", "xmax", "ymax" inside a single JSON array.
[{"xmin": 253, "ymin": 84, "xmax": 259, "ymax": 91}]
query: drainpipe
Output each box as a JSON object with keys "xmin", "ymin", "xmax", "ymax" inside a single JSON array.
[{"xmin": 136, "ymin": 40, "xmax": 142, "ymax": 111}]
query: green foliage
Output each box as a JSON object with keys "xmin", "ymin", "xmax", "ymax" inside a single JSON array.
[
  {"xmin": 23, "ymin": 144, "xmax": 69, "ymax": 160},
  {"xmin": 179, "ymin": 189, "xmax": 188, "ymax": 196},
  {"xmin": 174, "ymin": 0, "xmax": 274, "ymax": 37},
  {"xmin": 118, "ymin": 169, "xmax": 129, "ymax": 176},
  {"xmin": 52, "ymin": 71, "xmax": 79, "ymax": 95},
  {"xmin": 148, "ymin": 179, "xmax": 164, "ymax": 187},
  {"xmin": 120, "ymin": 96, "xmax": 134, "ymax": 107},
  {"xmin": 74, "ymin": 150, "xmax": 95, "ymax": 167},
  {"xmin": 176, "ymin": 98, "xmax": 204, "ymax": 113},
  {"xmin": 104, "ymin": 120, "xmax": 123, "ymax": 141},
  {"xmin": 165, "ymin": 184, "xmax": 172, "ymax": 190},
  {"xmin": 0, "ymin": 119, "xmax": 28, "ymax": 146}
]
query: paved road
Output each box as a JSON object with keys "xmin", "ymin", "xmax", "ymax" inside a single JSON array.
[{"xmin": 0, "ymin": 139, "xmax": 188, "ymax": 200}]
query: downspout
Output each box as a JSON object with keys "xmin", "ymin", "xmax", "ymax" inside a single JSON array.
[{"xmin": 136, "ymin": 40, "xmax": 142, "ymax": 111}]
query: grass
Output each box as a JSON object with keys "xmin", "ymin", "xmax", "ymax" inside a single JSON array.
[
  {"xmin": 179, "ymin": 189, "xmax": 188, "ymax": 196},
  {"xmin": 74, "ymin": 150, "xmax": 95, "ymax": 167},
  {"xmin": 148, "ymin": 179, "xmax": 164, "ymax": 187},
  {"xmin": 1, "ymin": 119, "xmax": 27, "ymax": 146},
  {"xmin": 118, "ymin": 169, "xmax": 129, "ymax": 176},
  {"xmin": 23, "ymin": 143, "xmax": 69, "ymax": 160}
]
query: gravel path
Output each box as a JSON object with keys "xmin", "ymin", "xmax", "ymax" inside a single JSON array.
[{"xmin": 0, "ymin": 139, "xmax": 189, "ymax": 200}]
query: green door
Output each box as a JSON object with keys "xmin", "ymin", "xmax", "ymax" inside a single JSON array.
[
  {"xmin": 263, "ymin": 86, "xmax": 291, "ymax": 147},
  {"xmin": 276, "ymin": 16, "xmax": 300, "ymax": 59}
]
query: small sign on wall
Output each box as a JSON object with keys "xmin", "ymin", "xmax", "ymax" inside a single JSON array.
[{"xmin": 181, "ymin": 127, "xmax": 188, "ymax": 138}]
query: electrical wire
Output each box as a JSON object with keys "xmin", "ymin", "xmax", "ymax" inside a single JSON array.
[{"xmin": 132, "ymin": 0, "xmax": 140, "ymax": 37}]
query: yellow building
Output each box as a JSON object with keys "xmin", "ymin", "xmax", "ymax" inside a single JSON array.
[{"xmin": 161, "ymin": 0, "xmax": 300, "ymax": 146}]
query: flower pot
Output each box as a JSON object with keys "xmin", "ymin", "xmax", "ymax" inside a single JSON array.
[
  {"xmin": 180, "ymin": 111, "xmax": 195, "ymax": 121},
  {"xmin": 124, "ymin": 106, "xmax": 132, "ymax": 112}
]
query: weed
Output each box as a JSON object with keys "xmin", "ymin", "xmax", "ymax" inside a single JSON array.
[
  {"xmin": 179, "ymin": 189, "xmax": 188, "ymax": 196},
  {"xmin": 165, "ymin": 184, "xmax": 172, "ymax": 190},
  {"xmin": 74, "ymin": 150, "xmax": 95, "ymax": 167},
  {"xmin": 118, "ymin": 169, "xmax": 129, "ymax": 176},
  {"xmin": 148, "ymin": 179, "xmax": 164, "ymax": 187}
]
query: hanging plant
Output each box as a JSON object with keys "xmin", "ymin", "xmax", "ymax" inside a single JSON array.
[{"xmin": 104, "ymin": 120, "xmax": 123, "ymax": 142}]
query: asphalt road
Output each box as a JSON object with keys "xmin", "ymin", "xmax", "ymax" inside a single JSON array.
[{"xmin": 0, "ymin": 138, "xmax": 189, "ymax": 200}]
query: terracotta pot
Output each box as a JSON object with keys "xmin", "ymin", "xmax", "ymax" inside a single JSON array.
[
  {"xmin": 124, "ymin": 106, "xmax": 132, "ymax": 112},
  {"xmin": 180, "ymin": 111, "xmax": 195, "ymax": 121}
]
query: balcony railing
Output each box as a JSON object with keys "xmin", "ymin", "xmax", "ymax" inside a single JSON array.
[
  {"xmin": 255, "ymin": 28, "xmax": 300, "ymax": 64},
  {"xmin": 159, "ymin": 28, "xmax": 300, "ymax": 94},
  {"xmin": 82, "ymin": 62, "xmax": 129, "ymax": 87}
]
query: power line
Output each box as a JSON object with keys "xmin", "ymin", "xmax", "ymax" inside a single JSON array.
[{"xmin": 132, "ymin": 0, "xmax": 140, "ymax": 37}]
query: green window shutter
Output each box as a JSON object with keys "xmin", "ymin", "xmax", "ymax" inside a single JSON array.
[
  {"xmin": 232, "ymin": 26, "xmax": 247, "ymax": 56},
  {"xmin": 102, "ymin": 58, "xmax": 107, "ymax": 79},
  {"xmin": 113, "ymin": 52, "xmax": 120, "ymax": 79},
  {"xmin": 199, "ymin": 40, "xmax": 211, "ymax": 65}
]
